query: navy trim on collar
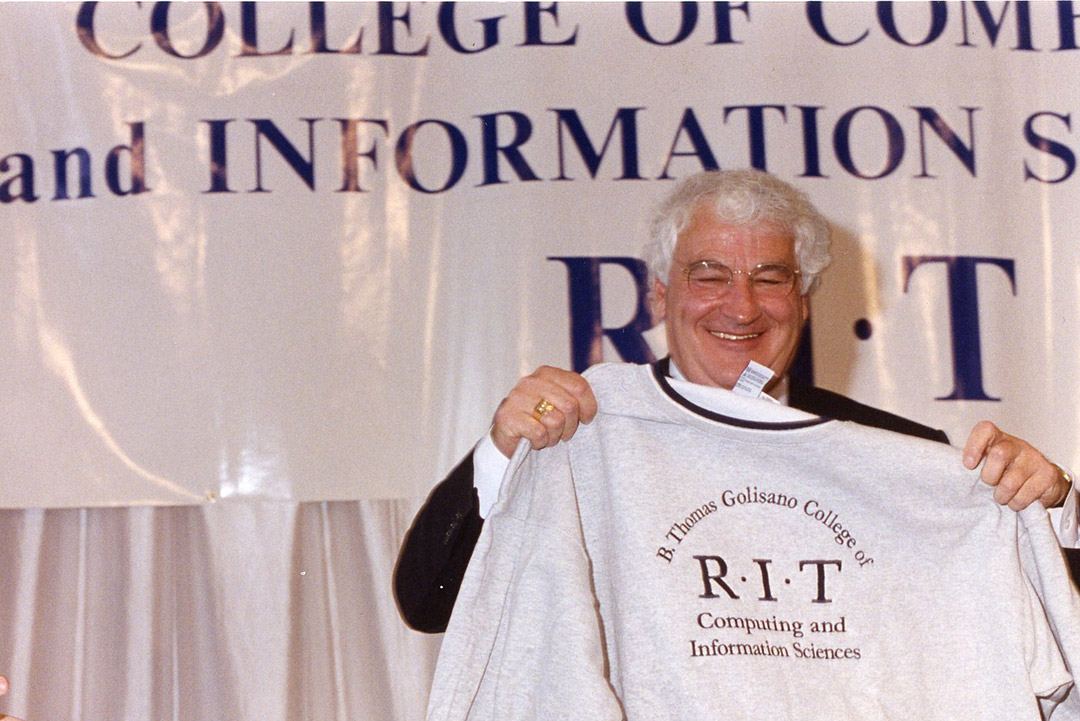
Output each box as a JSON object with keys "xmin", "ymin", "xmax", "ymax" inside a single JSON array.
[{"xmin": 651, "ymin": 358, "xmax": 833, "ymax": 431}]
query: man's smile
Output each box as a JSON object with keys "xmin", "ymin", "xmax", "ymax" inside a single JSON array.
[{"xmin": 709, "ymin": 331, "xmax": 762, "ymax": 341}]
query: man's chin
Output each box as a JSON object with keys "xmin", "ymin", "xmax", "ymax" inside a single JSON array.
[
  {"xmin": 678, "ymin": 362, "xmax": 743, "ymax": 390},
  {"xmin": 702, "ymin": 355, "xmax": 759, "ymax": 383}
]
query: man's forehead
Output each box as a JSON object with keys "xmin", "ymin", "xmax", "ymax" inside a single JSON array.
[{"xmin": 675, "ymin": 215, "xmax": 796, "ymax": 258}]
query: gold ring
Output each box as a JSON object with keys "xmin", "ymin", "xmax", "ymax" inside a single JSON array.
[{"xmin": 533, "ymin": 398, "xmax": 555, "ymax": 420}]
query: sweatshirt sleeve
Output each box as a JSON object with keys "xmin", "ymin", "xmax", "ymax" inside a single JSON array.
[
  {"xmin": 427, "ymin": 442, "xmax": 624, "ymax": 721},
  {"xmin": 1017, "ymin": 504, "xmax": 1080, "ymax": 718}
]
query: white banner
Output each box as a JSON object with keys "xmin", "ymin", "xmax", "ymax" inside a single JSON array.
[{"xmin": 2, "ymin": 1, "xmax": 1079, "ymax": 507}]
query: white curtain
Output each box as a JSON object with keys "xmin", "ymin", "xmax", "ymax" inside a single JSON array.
[{"xmin": 0, "ymin": 500, "xmax": 441, "ymax": 721}]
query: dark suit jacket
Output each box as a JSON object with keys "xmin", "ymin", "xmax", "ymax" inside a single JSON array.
[{"xmin": 393, "ymin": 362, "xmax": 1073, "ymax": 633}]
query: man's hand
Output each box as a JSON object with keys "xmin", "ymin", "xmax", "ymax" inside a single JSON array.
[
  {"xmin": 490, "ymin": 366, "xmax": 598, "ymax": 458},
  {"xmin": 963, "ymin": 421, "xmax": 1071, "ymax": 510}
]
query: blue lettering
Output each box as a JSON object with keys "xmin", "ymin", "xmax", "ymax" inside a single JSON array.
[
  {"xmin": 877, "ymin": 1, "xmax": 947, "ymax": 47},
  {"xmin": 336, "ymin": 118, "xmax": 390, "ymax": 192},
  {"xmin": 710, "ymin": 1, "xmax": 750, "ymax": 45},
  {"xmin": 252, "ymin": 118, "xmax": 319, "ymax": 191},
  {"xmin": 797, "ymin": 105, "xmax": 828, "ymax": 178},
  {"xmin": 105, "ymin": 121, "xmax": 150, "ymax": 196},
  {"xmin": 53, "ymin": 148, "xmax": 94, "ymax": 200},
  {"xmin": 478, "ymin": 111, "xmax": 540, "ymax": 185},
  {"xmin": 903, "ymin": 255, "xmax": 1017, "ymax": 401},
  {"xmin": 625, "ymin": 1, "xmax": 697, "ymax": 45},
  {"xmin": 522, "ymin": 1, "xmax": 578, "ymax": 46},
  {"xmin": 551, "ymin": 107, "xmax": 644, "ymax": 181},
  {"xmin": 377, "ymin": 2, "xmax": 430, "ymax": 56},
  {"xmin": 833, "ymin": 106, "xmax": 905, "ymax": 179},
  {"xmin": 0, "ymin": 154, "xmax": 38, "ymax": 204},
  {"xmin": 151, "ymin": 2, "xmax": 225, "ymax": 59},
  {"xmin": 724, "ymin": 104, "xmax": 788, "ymax": 171},
  {"xmin": 395, "ymin": 119, "xmax": 468, "ymax": 193},
  {"xmin": 1057, "ymin": 0, "xmax": 1080, "ymax": 51},
  {"xmin": 958, "ymin": 1, "xmax": 1035, "ymax": 50},
  {"xmin": 548, "ymin": 256, "xmax": 657, "ymax": 372},
  {"xmin": 438, "ymin": 2, "xmax": 504, "ymax": 54},
  {"xmin": 77, "ymin": 2, "xmax": 142, "ymax": 59},
  {"xmin": 806, "ymin": 1, "xmax": 869, "ymax": 46},
  {"xmin": 659, "ymin": 108, "xmax": 719, "ymax": 179},
  {"xmin": 309, "ymin": 2, "xmax": 364, "ymax": 54},
  {"xmin": 239, "ymin": 2, "xmax": 295, "ymax": 56},
  {"xmin": 913, "ymin": 106, "xmax": 978, "ymax": 178},
  {"xmin": 203, "ymin": 119, "xmax": 236, "ymax": 194},
  {"xmin": 1023, "ymin": 111, "xmax": 1075, "ymax": 183}
]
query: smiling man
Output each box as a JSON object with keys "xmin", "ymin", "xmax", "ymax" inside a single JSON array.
[
  {"xmin": 394, "ymin": 169, "xmax": 1076, "ymax": 634},
  {"xmin": 646, "ymin": 173, "xmax": 821, "ymax": 392}
]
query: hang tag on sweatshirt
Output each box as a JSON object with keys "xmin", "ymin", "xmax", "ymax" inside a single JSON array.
[{"xmin": 732, "ymin": 360, "xmax": 775, "ymax": 398}]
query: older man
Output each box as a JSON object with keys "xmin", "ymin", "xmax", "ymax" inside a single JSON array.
[{"xmin": 394, "ymin": 169, "xmax": 1075, "ymax": 633}]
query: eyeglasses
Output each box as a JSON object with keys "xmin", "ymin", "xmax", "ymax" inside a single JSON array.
[{"xmin": 683, "ymin": 261, "xmax": 801, "ymax": 299}]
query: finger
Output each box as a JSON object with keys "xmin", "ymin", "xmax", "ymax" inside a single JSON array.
[
  {"xmin": 985, "ymin": 444, "xmax": 1041, "ymax": 507},
  {"xmin": 515, "ymin": 376, "xmax": 578, "ymax": 419},
  {"xmin": 559, "ymin": 406, "xmax": 579, "ymax": 443},
  {"xmin": 516, "ymin": 376, "xmax": 585, "ymax": 432},
  {"xmin": 536, "ymin": 386, "xmax": 578, "ymax": 427},
  {"xmin": 520, "ymin": 414, "xmax": 556, "ymax": 451},
  {"xmin": 993, "ymin": 481, "xmax": 1018, "ymax": 507},
  {"xmin": 524, "ymin": 392, "xmax": 575, "ymax": 445},
  {"xmin": 1020, "ymin": 462, "xmax": 1065, "ymax": 509},
  {"xmin": 545, "ymin": 368, "xmax": 597, "ymax": 424},
  {"xmin": 538, "ymin": 385, "xmax": 594, "ymax": 444},
  {"xmin": 492, "ymin": 367, "xmax": 596, "ymax": 454},
  {"xmin": 491, "ymin": 397, "xmax": 557, "ymax": 456},
  {"xmin": 528, "ymin": 367, "xmax": 598, "ymax": 425},
  {"xmin": 572, "ymin": 378, "xmax": 598, "ymax": 424},
  {"xmin": 993, "ymin": 464, "xmax": 1029, "ymax": 508},
  {"xmin": 978, "ymin": 439, "xmax": 1014, "ymax": 489},
  {"xmin": 962, "ymin": 420, "xmax": 1000, "ymax": 469},
  {"xmin": 1040, "ymin": 471, "xmax": 1071, "ymax": 508},
  {"xmin": 513, "ymin": 399, "xmax": 568, "ymax": 452},
  {"xmin": 539, "ymin": 406, "xmax": 569, "ymax": 447},
  {"xmin": 529, "ymin": 405, "xmax": 574, "ymax": 451},
  {"xmin": 531, "ymin": 372, "xmax": 587, "ymax": 415},
  {"xmin": 1006, "ymin": 468, "xmax": 1050, "ymax": 511},
  {"xmin": 0, "ymin": 676, "xmax": 7, "ymax": 695},
  {"xmin": 491, "ymin": 393, "xmax": 560, "ymax": 453}
]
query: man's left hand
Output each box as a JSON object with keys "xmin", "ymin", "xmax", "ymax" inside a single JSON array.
[{"xmin": 963, "ymin": 420, "xmax": 1071, "ymax": 510}]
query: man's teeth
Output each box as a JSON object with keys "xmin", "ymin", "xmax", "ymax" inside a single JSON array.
[{"xmin": 710, "ymin": 331, "xmax": 761, "ymax": 341}]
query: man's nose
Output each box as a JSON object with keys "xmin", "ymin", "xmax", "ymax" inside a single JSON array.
[{"xmin": 719, "ymin": 276, "xmax": 763, "ymax": 323}]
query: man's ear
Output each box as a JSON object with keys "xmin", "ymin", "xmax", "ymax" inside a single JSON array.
[{"xmin": 651, "ymin": 278, "xmax": 668, "ymax": 322}]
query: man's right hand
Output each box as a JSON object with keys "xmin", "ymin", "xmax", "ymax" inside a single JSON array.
[{"xmin": 490, "ymin": 366, "xmax": 598, "ymax": 458}]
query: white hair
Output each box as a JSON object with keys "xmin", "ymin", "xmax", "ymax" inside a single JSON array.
[{"xmin": 641, "ymin": 169, "xmax": 832, "ymax": 295}]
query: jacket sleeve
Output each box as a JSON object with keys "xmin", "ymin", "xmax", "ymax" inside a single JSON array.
[{"xmin": 394, "ymin": 452, "xmax": 485, "ymax": 633}]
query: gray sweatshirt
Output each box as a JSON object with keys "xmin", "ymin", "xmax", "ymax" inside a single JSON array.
[{"xmin": 427, "ymin": 362, "xmax": 1080, "ymax": 720}]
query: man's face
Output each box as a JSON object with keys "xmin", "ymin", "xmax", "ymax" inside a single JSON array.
[{"xmin": 652, "ymin": 204, "xmax": 810, "ymax": 390}]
